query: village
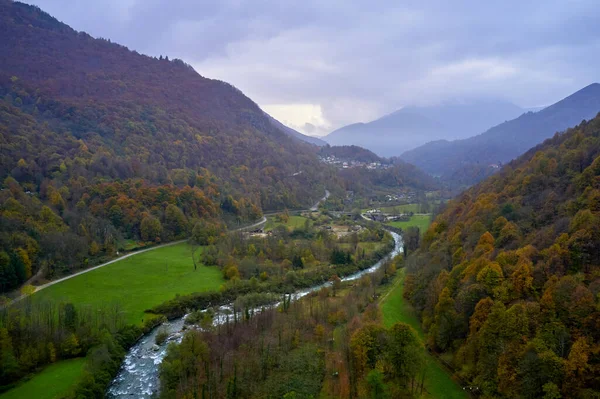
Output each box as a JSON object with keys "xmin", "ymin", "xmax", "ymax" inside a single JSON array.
[{"xmin": 319, "ymin": 155, "xmax": 392, "ymax": 170}]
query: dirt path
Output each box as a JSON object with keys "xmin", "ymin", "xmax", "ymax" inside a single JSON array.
[
  {"xmin": 32, "ymin": 239, "xmax": 188, "ymax": 293},
  {"xmin": 9, "ymin": 189, "xmax": 331, "ymax": 303},
  {"xmin": 8, "ymin": 216, "xmax": 267, "ymax": 304}
]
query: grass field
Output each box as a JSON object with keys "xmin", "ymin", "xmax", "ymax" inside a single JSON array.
[
  {"xmin": 381, "ymin": 271, "xmax": 423, "ymax": 339},
  {"xmin": 338, "ymin": 241, "xmax": 386, "ymax": 253},
  {"xmin": 264, "ymin": 215, "xmax": 310, "ymax": 231},
  {"xmin": 381, "ymin": 271, "xmax": 467, "ymax": 399},
  {"xmin": 120, "ymin": 238, "xmax": 149, "ymax": 251},
  {"xmin": 33, "ymin": 242, "xmax": 224, "ymax": 325},
  {"xmin": 386, "ymin": 214, "xmax": 432, "ymax": 233},
  {"xmin": 0, "ymin": 358, "xmax": 85, "ymax": 399}
]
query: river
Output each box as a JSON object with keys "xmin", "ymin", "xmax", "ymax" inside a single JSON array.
[{"xmin": 107, "ymin": 231, "xmax": 403, "ymax": 398}]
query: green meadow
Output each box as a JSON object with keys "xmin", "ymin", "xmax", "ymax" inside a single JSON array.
[
  {"xmin": 33, "ymin": 242, "xmax": 224, "ymax": 325},
  {"xmin": 387, "ymin": 214, "xmax": 432, "ymax": 233},
  {"xmin": 381, "ymin": 271, "xmax": 467, "ymax": 399},
  {"xmin": 0, "ymin": 358, "xmax": 85, "ymax": 399},
  {"xmin": 264, "ymin": 215, "xmax": 311, "ymax": 231}
]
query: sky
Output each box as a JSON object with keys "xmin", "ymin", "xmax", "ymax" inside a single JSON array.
[{"xmin": 24, "ymin": 0, "xmax": 600, "ymax": 136}]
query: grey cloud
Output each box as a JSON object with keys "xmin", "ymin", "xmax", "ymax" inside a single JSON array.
[{"xmin": 25, "ymin": 0, "xmax": 600, "ymax": 132}]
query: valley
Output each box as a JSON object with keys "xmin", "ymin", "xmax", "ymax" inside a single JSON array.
[
  {"xmin": 2, "ymin": 1, "xmax": 600, "ymax": 398},
  {"xmin": 1, "ymin": 200, "xmax": 413, "ymax": 398}
]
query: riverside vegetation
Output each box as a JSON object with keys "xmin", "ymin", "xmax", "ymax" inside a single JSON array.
[
  {"xmin": 0, "ymin": 214, "xmax": 394, "ymax": 398},
  {"xmin": 158, "ymin": 252, "xmax": 421, "ymax": 399}
]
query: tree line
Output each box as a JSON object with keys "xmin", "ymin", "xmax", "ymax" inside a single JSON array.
[
  {"xmin": 404, "ymin": 115, "xmax": 600, "ymax": 397},
  {"xmin": 0, "ymin": 298, "xmax": 128, "ymax": 393},
  {"xmin": 159, "ymin": 254, "xmax": 427, "ymax": 398}
]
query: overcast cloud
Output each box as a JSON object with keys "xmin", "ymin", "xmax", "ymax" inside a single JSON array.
[{"xmin": 24, "ymin": 0, "xmax": 600, "ymax": 135}]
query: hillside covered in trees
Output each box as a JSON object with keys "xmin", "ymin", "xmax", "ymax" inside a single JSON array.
[
  {"xmin": 404, "ymin": 113, "xmax": 600, "ymax": 397},
  {"xmin": 319, "ymin": 145, "xmax": 440, "ymax": 196},
  {"xmin": 0, "ymin": 1, "xmax": 343, "ymax": 294}
]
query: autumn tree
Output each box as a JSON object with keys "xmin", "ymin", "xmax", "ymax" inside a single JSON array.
[
  {"xmin": 140, "ymin": 215, "xmax": 162, "ymax": 242},
  {"xmin": 164, "ymin": 204, "xmax": 187, "ymax": 238},
  {"xmin": 385, "ymin": 323, "xmax": 424, "ymax": 390},
  {"xmin": 402, "ymin": 227, "xmax": 420, "ymax": 257}
]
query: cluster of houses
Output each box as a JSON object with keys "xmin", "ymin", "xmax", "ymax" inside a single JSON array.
[
  {"xmin": 319, "ymin": 155, "xmax": 391, "ymax": 170},
  {"xmin": 383, "ymin": 191, "xmax": 417, "ymax": 202}
]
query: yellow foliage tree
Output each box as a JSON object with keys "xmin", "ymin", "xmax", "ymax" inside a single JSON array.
[{"xmin": 511, "ymin": 258, "xmax": 533, "ymax": 298}]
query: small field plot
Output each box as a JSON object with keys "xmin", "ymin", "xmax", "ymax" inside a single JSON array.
[
  {"xmin": 0, "ymin": 358, "xmax": 85, "ymax": 399},
  {"xmin": 34, "ymin": 242, "xmax": 223, "ymax": 325},
  {"xmin": 264, "ymin": 215, "xmax": 311, "ymax": 231},
  {"xmin": 386, "ymin": 214, "xmax": 432, "ymax": 233}
]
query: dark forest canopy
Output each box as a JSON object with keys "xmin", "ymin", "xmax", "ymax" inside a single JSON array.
[{"xmin": 405, "ymin": 113, "xmax": 600, "ymax": 397}]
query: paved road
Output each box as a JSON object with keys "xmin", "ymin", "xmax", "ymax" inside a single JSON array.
[{"xmin": 234, "ymin": 216, "xmax": 267, "ymax": 232}]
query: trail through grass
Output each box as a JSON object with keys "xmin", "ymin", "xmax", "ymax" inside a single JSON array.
[{"xmin": 34, "ymin": 242, "xmax": 223, "ymax": 325}]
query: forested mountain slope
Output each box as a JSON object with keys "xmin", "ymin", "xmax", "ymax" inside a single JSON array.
[
  {"xmin": 317, "ymin": 145, "xmax": 440, "ymax": 195},
  {"xmin": 405, "ymin": 113, "xmax": 600, "ymax": 397},
  {"xmin": 0, "ymin": 1, "xmax": 330, "ymax": 207},
  {"xmin": 0, "ymin": 1, "xmax": 338, "ymax": 293},
  {"xmin": 401, "ymin": 83, "xmax": 600, "ymax": 185}
]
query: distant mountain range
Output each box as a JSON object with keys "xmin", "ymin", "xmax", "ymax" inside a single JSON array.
[
  {"xmin": 265, "ymin": 113, "xmax": 327, "ymax": 146},
  {"xmin": 324, "ymin": 99, "xmax": 525, "ymax": 156},
  {"xmin": 401, "ymin": 83, "xmax": 600, "ymax": 181}
]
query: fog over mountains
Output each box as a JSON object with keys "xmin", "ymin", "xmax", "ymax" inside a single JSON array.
[
  {"xmin": 401, "ymin": 83, "xmax": 600, "ymax": 178},
  {"xmin": 324, "ymin": 98, "xmax": 525, "ymax": 156},
  {"xmin": 266, "ymin": 113, "xmax": 327, "ymax": 146}
]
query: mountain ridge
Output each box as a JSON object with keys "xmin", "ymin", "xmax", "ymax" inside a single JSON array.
[
  {"xmin": 401, "ymin": 83, "xmax": 600, "ymax": 182},
  {"xmin": 405, "ymin": 112, "xmax": 600, "ymax": 398},
  {"xmin": 324, "ymin": 98, "xmax": 525, "ymax": 157},
  {"xmin": 265, "ymin": 113, "xmax": 327, "ymax": 146}
]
